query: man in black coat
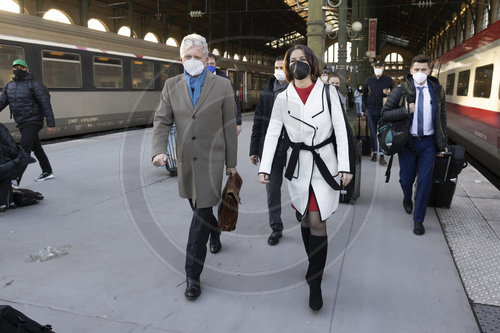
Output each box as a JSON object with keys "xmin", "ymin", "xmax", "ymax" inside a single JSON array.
[
  {"xmin": 381, "ymin": 54, "xmax": 447, "ymax": 236},
  {"xmin": 0, "ymin": 59, "xmax": 56, "ymax": 185},
  {"xmin": 249, "ymin": 56, "xmax": 288, "ymax": 245},
  {"xmin": 363, "ymin": 60, "xmax": 393, "ymax": 166}
]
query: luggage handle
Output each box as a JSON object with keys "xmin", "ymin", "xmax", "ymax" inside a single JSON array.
[
  {"xmin": 340, "ymin": 176, "xmax": 347, "ymax": 201},
  {"xmin": 436, "ymin": 151, "xmax": 453, "ymax": 183},
  {"xmin": 444, "ymin": 156, "xmax": 452, "ymax": 183}
]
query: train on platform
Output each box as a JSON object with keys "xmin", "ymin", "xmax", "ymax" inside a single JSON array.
[
  {"xmin": 433, "ymin": 19, "xmax": 500, "ymax": 183},
  {"xmin": 0, "ymin": 11, "xmax": 273, "ymax": 140}
]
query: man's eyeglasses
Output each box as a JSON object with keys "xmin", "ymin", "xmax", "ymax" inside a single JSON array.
[{"xmin": 183, "ymin": 39, "xmax": 207, "ymax": 47}]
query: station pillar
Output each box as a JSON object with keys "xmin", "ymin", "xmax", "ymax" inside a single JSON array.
[{"xmin": 307, "ymin": 0, "xmax": 325, "ymax": 66}]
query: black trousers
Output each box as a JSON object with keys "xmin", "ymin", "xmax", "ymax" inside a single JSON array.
[
  {"xmin": 185, "ymin": 199, "xmax": 219, "ymax": 279},
  {"xmin": 0, "ymin": 178, "xmax": 12, "ymax": 206},
  {"xmin": 15, "ymin": 124, "xmax": 52, "ymax": 183}
]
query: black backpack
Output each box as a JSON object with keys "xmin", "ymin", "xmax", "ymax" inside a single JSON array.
[
  {"xmin": 0, "ymin": 305, "xmax": 54, "ymax": 332},
  {"xmin": 377, "ymin": 83, "xmax": 413, "ymax": 182},
  {"xmin": 377, "ymin": 117, "xmax": 410, "ymax": 157},
  {"xmin": 12, "ymin": 188, "xmax": 44, "ymax": 206}
]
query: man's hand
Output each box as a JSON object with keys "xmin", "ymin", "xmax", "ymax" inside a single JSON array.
[
  {"xmin": 258, "ymin": 173, "xmax": 269, "ymax": 184},
  {"xmin": 339, "ymin": 172, "xmax": 353, "ymax": 187},
  {"xmin": 152, "ymin": 154, "xmax": 167, "ymax": 167},
  {"xmin": 405, "ymin": 100, "xmax": 415, "ymax": 114},
  {"xmin": 237, "ymin": 125, "xmax": 242, "ymax": 136},
  {"xmin": 47, "ymin": 127, "xmax": 56, "ymax": 135},
  {"xmin": 226, "ymin": 167, "xmax": 237, "ymax": 176},
  {"xmin": 408, "ymin": 103, "xmax": 415, "ymax": 114},
  {"xmin": 250, "ymin": 155, "xmax": 259, "ymax": 165}
]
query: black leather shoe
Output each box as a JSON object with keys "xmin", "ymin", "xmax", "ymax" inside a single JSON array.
[
  {"xmin": 267, "ymin": 230, "xmax": 282, "ymax": 246},
  {"xmin": 379, "ymin": 155, "xmax": 387, "ymax": 166},
  {"xmin": 185, "ymin": 278, "xmax": 201, "ymax": 299},
  {"xmin": 413, "ymin": 222, "xmax": 425, "ymax": 236},
  {"xmin": 209, "ymin": 231, "xmax": 221, "ymax": 254},
  {"xmin": 403, "ymin": 200, "xmax": 413, "ymax": 214},
  {"xmin": 370, "ymin": 153, "xmax": 378, "ymax": 162}
]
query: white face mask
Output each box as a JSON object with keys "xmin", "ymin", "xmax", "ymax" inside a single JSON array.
[
  {"xmin": 320, "ymin": 75, "xmax": 328, "ymax": 83},
  {"xmin": 413, "ymin": 72, "xmax": 427, "ymax": 85},
  {"xmin": 374, "ymin": 68, "xmax": 383, "ymax": 76},
  {"xmin": 274, "ymin": 69, "xmax": 286, "ymax": 82},
  {"xmin": 183, "ymin": 59, "xmax": 205, "ymax": 76}
]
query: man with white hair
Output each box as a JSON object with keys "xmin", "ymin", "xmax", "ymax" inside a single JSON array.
[{"xmin": 152, "ymin": 33, "xmax": 238, "ymax": 300}]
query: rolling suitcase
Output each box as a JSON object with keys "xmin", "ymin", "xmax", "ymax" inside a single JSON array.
[
  {"xmin": 428, "ymin": 145, "xmax": 467, "ymax": 208},
  {"xmin": 356, "ymin": 115, "xmax": 371, "ymax": 156},
  {"xmin": 340, "ymin": 140, "xmax": 362, "ymax": 204},
  {"xmin": 165, "ymin": 124, "xmax": 178, "ymax": 177}
]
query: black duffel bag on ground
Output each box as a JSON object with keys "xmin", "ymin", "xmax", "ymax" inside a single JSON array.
[
  {"xmin": 0, "ymin": 305, "xmax": 54, "ymax": 332},
  {"xmin": 13, "ymin": 188, "xmax": 44, "ymax": 207}
]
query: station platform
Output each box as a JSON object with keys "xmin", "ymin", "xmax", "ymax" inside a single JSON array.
[{"xmin": 1, "ymin": 115, "xmax": 499, "ymax": 333}]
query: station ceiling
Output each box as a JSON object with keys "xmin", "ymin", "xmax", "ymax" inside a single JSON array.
[{"xmin": 102, "ymin": 0, "xmax": 462, "ymax": 54}]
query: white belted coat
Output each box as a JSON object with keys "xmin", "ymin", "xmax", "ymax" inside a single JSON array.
[{"xmin": 259, "ymin": 80, "xmax": 351, "ymax": 220}]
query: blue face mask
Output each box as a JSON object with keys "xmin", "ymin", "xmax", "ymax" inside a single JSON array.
[{"xmin": 206, "ymin": 65, "xmax": 216, "ymax": 74}]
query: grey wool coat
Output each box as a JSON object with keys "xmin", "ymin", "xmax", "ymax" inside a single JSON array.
[{"xmin": 152, "ymin": 72, "xmax": 238, "ymax": 208}]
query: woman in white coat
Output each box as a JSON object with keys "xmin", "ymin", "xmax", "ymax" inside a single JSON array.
[{"xmin": 258, "ymin": 45, "xmax": 354, "ymax": 311}]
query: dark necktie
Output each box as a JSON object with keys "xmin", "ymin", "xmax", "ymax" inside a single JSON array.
[{"xmin": 417, "ymin": 86, "xmax": 424, "ymax": 137}]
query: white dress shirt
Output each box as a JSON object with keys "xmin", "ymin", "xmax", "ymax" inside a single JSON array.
[{"xmin": 410, "ymin": 81, "xmax": 434, "ymax": 136}]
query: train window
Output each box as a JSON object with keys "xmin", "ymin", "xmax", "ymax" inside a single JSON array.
[
  {"xmin": 131, "ymin": 60, "xmax": 154, "ymax": 89},
  {"xmin": 93, "ymin": 57, "xmax": 123, "ymax": 89},
  {"xmin": 473, "ymin": 64, "xmax": 494, "ymax": 98},
  {"xmin": 227, "ymin": 71, "xmax": 236, "ymax": 87},
  {"xmin": 446, "ymin": 73, "xmax": 455, "ymax": 95},
  {"xmin": 246, "ymin": 73, "xmax": 253, "ymax": 92},
  {"xmin": 0, "ymin": 44, "xmax": 25, "ymax": 88},
  {"xmin": 252, "ymin": 74, "xmax": 260, "ymax": 92},
  {"xmin": 160, "ymin": 63, "xmax": 180, "ymax": 86},
  {"xmin": 42, "ymin": 50, "xmax": 82, "ymax": 88},
  {"xmin": 456, "ymin": 70, "xmax": 470, "ymax": 96}
]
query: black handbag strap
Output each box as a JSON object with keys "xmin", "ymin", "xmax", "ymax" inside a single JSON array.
[{"xmin": 385, "ymin": 155, "xmax": 394, "ymax": 183}]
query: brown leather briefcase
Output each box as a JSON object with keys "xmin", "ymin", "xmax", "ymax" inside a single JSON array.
[{"xmin": 218, "ymin": 172, "xmax": 243, "ymax": 232}]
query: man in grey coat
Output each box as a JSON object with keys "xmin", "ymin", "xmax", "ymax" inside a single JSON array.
[{"xmin": 152, "ymin": 33, "xmax": 238, "ymax": 300}]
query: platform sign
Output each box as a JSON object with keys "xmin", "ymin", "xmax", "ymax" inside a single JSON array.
[{"xmin": 368, "ymin": 18, "xmax": 377, "ymax": 54}]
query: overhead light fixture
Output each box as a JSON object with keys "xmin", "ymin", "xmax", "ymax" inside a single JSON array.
[
  {"xmin": 190, "ymin": 11, "xmax": 204, "ymax": 18},
  {"xmin": 412, "ymin": 1, "xmax": 434, "ymax": 8},
  {"xmin": 108, "ymin": 2, "xmax": 127, "ymax": 6}
]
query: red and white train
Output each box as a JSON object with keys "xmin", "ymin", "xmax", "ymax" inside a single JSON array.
[{"xmin": 434, "ymin": 19, "xmax": 500, "ymax": 181}]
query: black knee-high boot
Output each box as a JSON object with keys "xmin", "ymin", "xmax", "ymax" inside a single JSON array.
[
  {"xmin": 301, "ymin": 226, "xmax": 311, "ymax": 278},
  {"xmin": 307, "ymin": 235, "xmax": 327, "ymax": 311},
  {"xmin": 301, "ymin": 226, "xmax": 310, "ymax": 253}
]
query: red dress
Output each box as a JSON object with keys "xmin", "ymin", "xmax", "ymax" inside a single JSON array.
[{"xmin": 292, "ymin": 83, "xmax": 319, "ymax": 212}]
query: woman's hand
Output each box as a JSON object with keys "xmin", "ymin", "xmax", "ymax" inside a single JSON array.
[
  {"xmin": 258, "ymin": 173, "xmax": 270, "ymax": 184},
  {"xmin": 339, "ymin": 172, "xmax": 353, "ymax": 187}
]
